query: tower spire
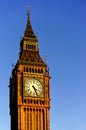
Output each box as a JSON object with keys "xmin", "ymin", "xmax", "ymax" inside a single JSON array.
[
  {"xmin": 24, "ymin": 7, "xmax": 37, "ymax": 41},
  {"xmin": 27, "ymin": 6, "xmax": 30, "ymax": 21}
]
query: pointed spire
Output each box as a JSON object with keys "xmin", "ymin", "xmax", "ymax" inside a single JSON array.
[
  {"xmin": 24, "ymin": 7, "xmax": 37, "ymax": 41},
  {"xmin": 27, "ymin": 6, "xmax": 30, "ymax": 21}
]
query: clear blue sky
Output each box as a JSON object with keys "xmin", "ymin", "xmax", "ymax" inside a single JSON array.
[{"xmin": 0, "ymin": 0, "xmax": 86, "ymax": 130}]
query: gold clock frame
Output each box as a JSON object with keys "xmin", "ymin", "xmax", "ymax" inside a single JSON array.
[{"xmin": 23, "ymin": 75, "xmax": 45, "ymax": 98}]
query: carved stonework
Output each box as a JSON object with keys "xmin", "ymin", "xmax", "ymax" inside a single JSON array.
[{"xmin": 20, "ymin": 51, "xmax": 43, "ymax": 63}]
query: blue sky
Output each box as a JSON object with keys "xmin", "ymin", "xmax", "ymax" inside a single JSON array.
[{"xmin": 0, "ymin": 0, "xmax": 86, "ymax": 130}]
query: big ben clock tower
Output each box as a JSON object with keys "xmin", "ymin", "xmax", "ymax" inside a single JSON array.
[{"xmin": 9, "ymin": 10, "xmax": 50, "ymax": 130}]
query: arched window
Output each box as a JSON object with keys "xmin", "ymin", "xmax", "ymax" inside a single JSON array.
[
  {"xmin": 29, "ymin": 67, "xmax": 31, "ymax": 72},
  {"xmin": 32, "ymin": 45, "xmax": 34, "ymax": 50},
  {"xmin": 41, "ymin": 69, "xmax": 43, "ymax": 73},
  {"xmin": 26, "ymin": 44, "xmax": 28, "ymax": 49},
  {"xmin": 38, "ymin": 69, "xmax": 40, "ymax": 73},
  {"xmin": 24, "ymin": 67, "xmax": 25, "ymax": 72},
  {"xmin": 30, "ymin": 45, "xmax": 31, "ymax": 49},
  {"xmin": 34, "ymin": 45, "xmax": 36, "ymax": 50},
  {"xmin": 32, "ymin": 68, "xmax": 34, "ymax": 73},
  {"xmin": 35, "ymin": 68, "xmax": 37, "ymax": 73},
  {"xmin": 28, "ymin": 44, "xmax": 30, "ymax": 49},
  {"xmin": 26, "ymin": 67, "xmax": 28, "ymax": 72}
]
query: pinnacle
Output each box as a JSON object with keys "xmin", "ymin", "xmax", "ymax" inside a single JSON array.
[{"xmin": 24, "ymin": 9, "xmax": 37, "ymax": 40}]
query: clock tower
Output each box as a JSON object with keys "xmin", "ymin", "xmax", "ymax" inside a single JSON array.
[{"xmin": 9, "ymin": 10, "xmax": 50, "ymax": 130}]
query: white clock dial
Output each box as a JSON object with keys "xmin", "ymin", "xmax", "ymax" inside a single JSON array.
[{"xmin": 25, "ymin": 78, "xmax": 43, "ymax": 97}]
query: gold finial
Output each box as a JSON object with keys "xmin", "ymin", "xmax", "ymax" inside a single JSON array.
[{"xmin": 27, "ymin": 6, "xmax": 30, "ymax": 20}]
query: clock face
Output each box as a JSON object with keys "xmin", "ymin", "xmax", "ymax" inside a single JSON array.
[{"xmin": 24, "ymin": 78, "xmax": 43, "ymax": 97}]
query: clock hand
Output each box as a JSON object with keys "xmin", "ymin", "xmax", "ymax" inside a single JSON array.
[{"xmin": 32, "ymin": 85, "xmax": 38, "ymax": 95}]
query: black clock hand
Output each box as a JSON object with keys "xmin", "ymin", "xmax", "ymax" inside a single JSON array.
[{"xmin": 32, "ymin": 85, "xmax": 38, "ymax": 95}]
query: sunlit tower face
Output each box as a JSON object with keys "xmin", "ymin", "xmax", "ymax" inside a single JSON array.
[{"xmin": 9, "ymin": 9, "xmax": 50, "ymax": 130}]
